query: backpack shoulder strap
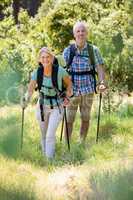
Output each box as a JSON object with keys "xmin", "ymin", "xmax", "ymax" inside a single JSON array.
[
  {"xmin": 52, "ymin": 59, "xmax": 66, "ymax": 95},
  {"xmin": 37, "ymin": 58, "xmax": 66, "ymax": 95},
  {"xmin": 87, "ymin": 42, "xmax": 97, "ymax": 93},
  {"xmin": 37, "ymin": 63, "xmax": 44, "ymax": 91},
  {"xmin": 87, "ymin": 42, "xmax": 95, "ymax": 66},
  {"xmin": 52, "ymin": 58, "xmax": 59, "ymax": 91},
  {"xmin": 66, "ymin": 43, "xmax": 76, "ymax": 69},
  {"xmin": 37, "ymin": 58, "xmax": 59, "ymax": 92}
]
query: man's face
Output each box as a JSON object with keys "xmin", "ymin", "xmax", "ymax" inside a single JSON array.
[{"xmin": 74, "ymin": 25, "xmax": 87, "ymax": 44}]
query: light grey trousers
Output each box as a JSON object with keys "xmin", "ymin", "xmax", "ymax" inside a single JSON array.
[{"xmin": 36, "ymin": 103, "xmax": 63, "ymax": 158}]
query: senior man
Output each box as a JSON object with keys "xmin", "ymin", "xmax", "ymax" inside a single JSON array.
[{"xmin": 63, "ymin": 21, "xmax": 106, "ymax": 143}]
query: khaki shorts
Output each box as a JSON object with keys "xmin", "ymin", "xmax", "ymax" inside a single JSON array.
[{"xmin": 67, "ymin": 93, "xmax": 94, "ymax": 123}]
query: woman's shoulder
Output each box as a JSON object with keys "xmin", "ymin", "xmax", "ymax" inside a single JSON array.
[{"xmin": 31, "ymin": 69, "xmax": 38, "ymax": 80}]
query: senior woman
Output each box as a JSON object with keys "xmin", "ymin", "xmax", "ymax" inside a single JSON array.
[{"xmin": 23, "ymin": 47, "xmax": 72, "ymax": 159}]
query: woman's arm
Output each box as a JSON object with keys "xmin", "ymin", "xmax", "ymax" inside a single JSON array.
[
  {"xmin": 21, "ymin": 80, "xmax": 37, "ymax": 108},
  {"xmin": 27, "ymin": 80, "xmax": 37, "ymax": 98}
]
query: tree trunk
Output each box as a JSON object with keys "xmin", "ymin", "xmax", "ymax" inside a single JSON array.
[
  {"xmin": 29, "ymin": 0, "xmax": 39, "ymax": 16},
  {"xmin": 21, "ymin": 0, "xmax": 42, "ymax": 17},
  {"xmin": 12, "ymin": 0, "xmax": 20, "ymax": 24}
]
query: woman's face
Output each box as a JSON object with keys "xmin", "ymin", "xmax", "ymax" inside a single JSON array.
[{"xmin": 39, "ymin": 51, "xmax": 54, "ymax": 67}]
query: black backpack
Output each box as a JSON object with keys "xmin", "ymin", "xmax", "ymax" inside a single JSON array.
[
  {"xmin": 66, "ymin": 42, "xmax": 97, "ymax": 93},
  {"xmin": 36, "ymin": 57, "xmax": 66, "ymax": 121},
  {"xmin": 36, "ymin": 57, "xmax": 65, "ymax": 95}
]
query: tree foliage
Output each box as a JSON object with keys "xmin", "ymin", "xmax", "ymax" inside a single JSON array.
[{"xmin": 0, "ymin": 0, "xmax": 132, "ymax": 92}]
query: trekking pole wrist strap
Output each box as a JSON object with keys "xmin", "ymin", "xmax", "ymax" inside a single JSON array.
[
  {"xmin": 25, "ymin": 92, "xmax": 31, "ymax": 102},
  {"xmin": 97, "ymin": 80, "xmax": 105, "ymax": 85}
]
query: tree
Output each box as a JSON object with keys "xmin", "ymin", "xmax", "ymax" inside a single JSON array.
[
  {"xmin": 0, "ymin": 0, "xmax": 12, "ymax": 20},
  {"xmin": 0, "ymin": 0, "xmax": 132, "ymax": 93}
]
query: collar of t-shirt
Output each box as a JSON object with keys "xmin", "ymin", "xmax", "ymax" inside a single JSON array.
[{"xmin": 75, "ymin": 42, "xmax": 88, "ymax": 53}]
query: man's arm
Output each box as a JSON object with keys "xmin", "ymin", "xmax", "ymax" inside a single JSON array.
[
  {"xmin": 93, "ymin": 46, "xmax": 106, "ymax": 92},
  {"xmin": 97, "ymin": 64, "xmax": 106, "ymax": 92},
  {"xmin": 97, "ymin": 64, "xmax": 105, "ymax": 83}
]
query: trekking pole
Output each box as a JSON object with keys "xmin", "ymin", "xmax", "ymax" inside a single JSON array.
[
  {"xmin": 60, "ymin": 112, "xmax": 65, "ymax": 141},
  {"xmin": 21, "ymin": 107, "xmax": 25, "ymax": 149},
  {"xmin": 96, "ymin": 93, "xmax": 102, "ymax": 143},
  {"xmin": 64, "ymin": 106, "xmax": 70, "ymax": 151}
]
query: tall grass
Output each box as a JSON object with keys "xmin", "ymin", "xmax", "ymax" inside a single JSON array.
[
  {"xmin": 0, "ymin": 103, "xmax": 133, "ymax": 199},
  {"xmin": 90, "ymin": 161, "xmax": 133, "ymax": 200},
  {"xmin": 0, "ymin": 155, "xmax": 133, "ymax": 200},
  {"xmin": 0, "ymin": 104, "xmax": 133, "ymax": 165}
]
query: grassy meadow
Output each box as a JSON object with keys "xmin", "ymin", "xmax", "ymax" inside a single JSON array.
[{"xmin": 0, "ymin": 95, "xmax": 133, "ymax": 200}]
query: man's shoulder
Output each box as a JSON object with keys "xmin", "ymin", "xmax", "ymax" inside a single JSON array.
[
  {"xmin": 63, "ymin": 45, "xmax": 71, "ymax": 57},
  {"xmin": 64, "ymin": 43, "xmax": 76, "ymax": 51},
  {"xmin": 92, "ymin": 44, "xmax": 99, "ymax": 50}
]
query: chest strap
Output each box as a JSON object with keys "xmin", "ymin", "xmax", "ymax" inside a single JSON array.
[
  {"xmin": 40, "ymin": 92, "xmax": 59, "ymax": 110},
  {"xmin": 71, "ymin": 70, "xmax": 93, "ymax": 76},
  {"xmin": 70, "ymin": 69, "xmax": 95, "ymax": 83}
]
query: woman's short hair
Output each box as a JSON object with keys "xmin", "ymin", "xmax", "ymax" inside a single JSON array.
[{"xmin": 39, "ymin": 47, "xmax": 54, "ymax": 57}]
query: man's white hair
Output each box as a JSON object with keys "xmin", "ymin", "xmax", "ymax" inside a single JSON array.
[{"xmin": 73, "ymin": 21, "xmax": 88, "ymax": 34}]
